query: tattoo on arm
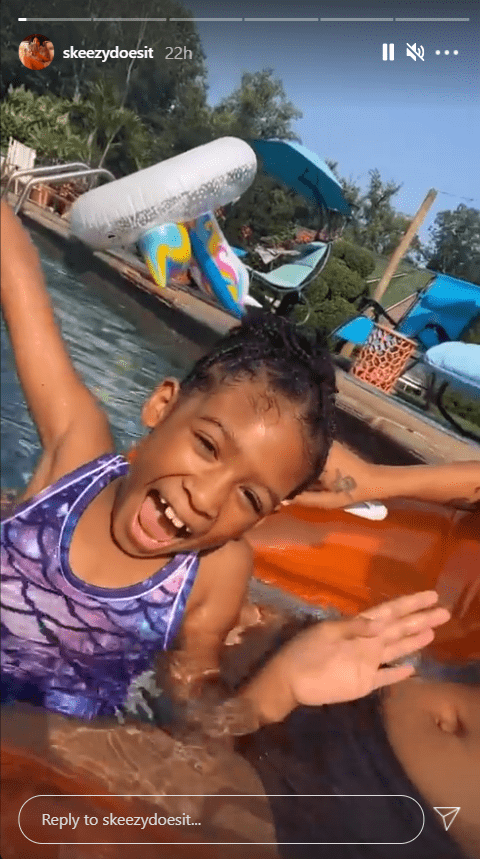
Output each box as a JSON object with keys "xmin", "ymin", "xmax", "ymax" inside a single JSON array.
[{"xmin": 332, "ymin": 469, "xmax": 357, "ymax": 498}]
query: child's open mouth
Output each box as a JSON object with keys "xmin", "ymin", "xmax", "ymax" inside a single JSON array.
[{"xmin": 134, "ymin": 490, "xmax": 191, "ymax": 549}]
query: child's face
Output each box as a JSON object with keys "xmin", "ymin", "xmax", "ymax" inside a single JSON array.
[{"xmin": 111, "ymin": 376, "xmax": 312, "ymax": 557}]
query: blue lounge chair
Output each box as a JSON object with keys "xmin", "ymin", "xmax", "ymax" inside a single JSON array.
[
  {"xmin": 332, "ymin": 273, "xmax": 480, "ymax": 437},
  {"xmin": 423, "ymin": 342, "xmax": 480, "ymax": 441},
  {"xmin": 396, "ymin": 274, "xmax": 480, "ymax": 348},
  {"xmin": 334, "ymin": 272, "xmax": 480, "ymax": 350},
  {"xmin": 246, "ymin": 242, "xmax": 331, "ymax": 324},
  {"xmin": 243, "ymin": 139, "xmax": 351, "ymax": 322}
]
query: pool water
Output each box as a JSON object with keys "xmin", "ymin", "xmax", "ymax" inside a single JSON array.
[{"xmin": 1, "ymin": 232, "xmax": 201, "ymax": 491}]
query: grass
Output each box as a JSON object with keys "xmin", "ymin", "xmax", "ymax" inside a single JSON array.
[{"xmin": 368, "ymin": 255, "xmax": 433, "ymax": 308}]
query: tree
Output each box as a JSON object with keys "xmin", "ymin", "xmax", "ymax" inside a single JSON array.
[
  {"xmin": 1, "ymin": 87, "xmax": 89, "ymax": 163},
  {"xmin": 211, "ymin": 69, "xmax": 302, "ymax": 141},
  {"xmin": 305, "ymin": 240, "xmax": 375, "ymax": 335},
  {"xmin": 221, "ymin": 176, "xmax": 300, "ymax": 250},
  {"xmin": 325, "ymin": 164, "xmax": 420, "ymax": 259},
  {"xmin": 423, "ymin": 205, "xmax": 480, "ymax": 285},
  {"xmin": 69, "ymin": 80, "xmax": 154, "ymax": 174},
  {"xmin": 1, "ymin": 84, "xmax": 155, "ymax": 175},
  {"xmin": 210, "ymin": 70, "xmax": 303, "ymax": 248},
  {"xmin": 2, "ymin": 0, "xmax": 209, "ymax": 128}
]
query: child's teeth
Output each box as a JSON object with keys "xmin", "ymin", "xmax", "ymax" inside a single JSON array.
[
  {"xmin": 165, "ymin": 505, "xmax": 185, "ymax": 530},
  {"xmin": 155, "ymin": 495, "xmax": 190, "ymax": 535}
]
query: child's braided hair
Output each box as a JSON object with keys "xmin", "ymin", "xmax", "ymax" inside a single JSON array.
[{"xmin": 180, "ymin": 310, "xmax": 337, "ymax": 496}]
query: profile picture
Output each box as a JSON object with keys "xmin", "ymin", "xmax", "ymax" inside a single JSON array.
[{"xmin": 19, "ymin": 34, "xmax": 54, "ymax": 70}]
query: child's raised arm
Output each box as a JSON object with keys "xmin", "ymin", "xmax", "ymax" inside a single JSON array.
[{"xmin": 1, "ymin": 202, "xmax": 113, "ymax": 491}]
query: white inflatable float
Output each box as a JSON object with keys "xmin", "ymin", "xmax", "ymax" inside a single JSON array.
[
  {"xmin": 70, "ymin": 137, "xmax": 256, "ymax": 316},
  {"xmin": 70, "ymin": 137, "xmax": 256, "ymax": 250}
]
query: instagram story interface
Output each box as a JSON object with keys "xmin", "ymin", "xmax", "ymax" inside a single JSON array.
[{"xmin": 1, "ymin": 1, "xmax": 479, "ymax": 857}]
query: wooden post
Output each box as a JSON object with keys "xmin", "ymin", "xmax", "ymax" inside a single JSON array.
[
  {"xmin": 371, "ymin": 188, "xmax": 437, "ymax": 304},
  {"xmin": 341, "ymin": 188, "xmax": 437, "ymax": 358}
]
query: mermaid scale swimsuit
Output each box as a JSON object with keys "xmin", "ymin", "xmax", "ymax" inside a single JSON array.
[{"xmin": 0, "ymin": 454, "xmax": 199, "ymax": 719}]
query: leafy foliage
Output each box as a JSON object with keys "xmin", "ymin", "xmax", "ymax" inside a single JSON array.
[
  {"xmin": 1, "ymin": 84, "xmax": 154, "ymax": 174},
  {"xmin": 222, "ymin": 176, "xmax": 300, "ymax": 251},
  {"xmin": 326, "ymin": 164, "xmax": 419, "ymax": 258},
  {"xmin": 211, "ymin": 69, "xmax": 302, "ymax": 141},
  {"xmin": 68, "ymin": 79, "xmax": 155, "ymax": 173},
  {"xmin": 2, "ymin": 0, "xmax": 209, "ymax": 171},
  {"xmin": 305, "ymin": 240, "xmax": 375, "ymax": 335},
  {"xmin": 423, "ymin": 205, "xmax": 480, "ymax": 285},
  {"xmin": 1, "ymin": 86, "xmax": 89, "ymax": 163},
  {"xmin": 2, "ymin": 0, "xmax": 208, "ymax": 105}
]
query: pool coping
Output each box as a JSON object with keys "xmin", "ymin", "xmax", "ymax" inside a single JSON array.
[{"xmin": 10, "ymin": 196, "xmax": 479, "ymax": 465}]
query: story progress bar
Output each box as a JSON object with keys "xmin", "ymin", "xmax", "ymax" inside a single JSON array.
[{"xmin": 18, "ymin": 17, "xmax": 470, "ymax": 23}]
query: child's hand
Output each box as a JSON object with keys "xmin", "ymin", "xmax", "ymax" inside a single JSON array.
[{"xmin": 240, "ymin": 591, "xmax": 450, "ymax": 725}]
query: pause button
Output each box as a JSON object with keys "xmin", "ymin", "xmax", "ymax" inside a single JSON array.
[{"xmin": 382, "ymin": 43, "xmax": 395, "ymax": 61}]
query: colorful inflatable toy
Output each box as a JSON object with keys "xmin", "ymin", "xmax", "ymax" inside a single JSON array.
[
  {"xmin": 137, "ymin": 223, "xmax": 191, "ymax": 290},
  {"xmin": 188, "ymin": 213, "xmax": 249, "ymax": 318},
  {"xmin": 69, "ymin": 137, "xmax": 256, "ymax": 314}
]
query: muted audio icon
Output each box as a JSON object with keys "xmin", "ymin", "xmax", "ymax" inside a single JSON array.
[
  {"xmin": 382, "ymin": 43, "xmax": 394, "ymax": 61},
  {"xmin": 406, "ymin": 43, "xmax": 425, "ymax": 61}
]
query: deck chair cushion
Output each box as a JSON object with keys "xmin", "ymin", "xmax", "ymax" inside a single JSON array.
[
  {"xmin": 398, "ymin": 274, "xmax": 480, "ymax": 348},
  {"xmin": 258, "ymin": 263, "xmax": 317, "ymax": 289},
  {"xmin": 250, "ymin": 243, "xmax": 329, "ymax": 292},
  {"xmin": 332, "ymin": 316, "xmax": 375, "ymax": 344},
  {"xmin": 423, "ymin": 342, "xmax": 480, "ymax": 400}
]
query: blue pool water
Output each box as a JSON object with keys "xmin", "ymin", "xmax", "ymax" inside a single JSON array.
[{"xmin": 1, "ymin": 231, "xmax": 202, "ymax": 491}]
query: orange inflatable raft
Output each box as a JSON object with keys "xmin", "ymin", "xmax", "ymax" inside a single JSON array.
[
  {"xmin": 2, "ymin": 498, "xmax": 478, "ymax": 859},
  {"xmin": 248, "ymin": 499, "xmax": 480, "ymax": 664}
]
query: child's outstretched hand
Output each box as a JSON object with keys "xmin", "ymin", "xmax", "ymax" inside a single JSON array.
[{"xmin": 240, "ymin": 591, "xmax": 450, "ymax": 726}]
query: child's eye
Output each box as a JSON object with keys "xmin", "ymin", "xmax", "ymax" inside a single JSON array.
[
  {"xmin": 243, "ymin": 489, "xmax": 262, "ymax": 515},
  {"xmin": 194, "ymin": 433, "xmax": 217, "ymax": 456}
]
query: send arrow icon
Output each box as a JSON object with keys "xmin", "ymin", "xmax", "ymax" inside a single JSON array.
[{"xmin": 434, "ymin": 807, "xmax": 461, "ymax": 831}]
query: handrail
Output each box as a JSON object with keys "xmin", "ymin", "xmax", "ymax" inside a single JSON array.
[
  {"xmin": 2, "ymin": 162, "xmax": 90, "ymax": 198},
  {"xmin": 14, "ymin": 169, "xmax": 115, "ymax": 215}
]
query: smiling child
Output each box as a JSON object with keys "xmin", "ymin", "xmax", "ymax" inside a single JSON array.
[{"xmin": 1, "ymin": 200, "xmax": 338, "ymax": 718}]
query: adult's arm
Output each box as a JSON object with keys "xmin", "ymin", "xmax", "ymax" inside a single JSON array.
[{"xmin": 294, "ymin": 440, "xmax": 480, "ymax": 510}]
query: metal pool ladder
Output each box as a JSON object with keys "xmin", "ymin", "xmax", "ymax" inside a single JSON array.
[{"xmin": 1, "ymin": 162, "xmax": 115, "ymax": 214}]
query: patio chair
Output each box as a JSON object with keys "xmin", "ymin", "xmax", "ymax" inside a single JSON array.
[
  {"xmin": 331, "ymin": 273, "xmax": 480, "ymax": 437},
  {"xmin": 333, "ymin": 273, "xmax": 480, "ymax": 387},
  {"xmin": 422, "ymin": 342, "xmax": 480, "ymax": 442},
  {"xmin": 1, "ymin": 138, "xmax": 36, "ymax": 195},
  {"xmin": 246, "ymin": 241, "xmax": 331, "ymax": 324},
  {"xmin": 395, "ymin": 273, "xmax": 480, "ymax": 348},
  {"xmin": 384, "ymin": 274, "xmax": 479, "ymax": 396},
  {"xmin": 335, "ymin": 273, "xmax": 480, "ymax": 346}
]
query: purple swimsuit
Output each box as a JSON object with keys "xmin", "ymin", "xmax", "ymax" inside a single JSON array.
[{"xmin": 1, "ymin": 454, "xmax": 199, "ymax": 719}]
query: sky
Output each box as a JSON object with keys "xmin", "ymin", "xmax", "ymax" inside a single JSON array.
[{"xmin": 188, "ymin": 0, "xmax": 479, "ymax": 243}]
